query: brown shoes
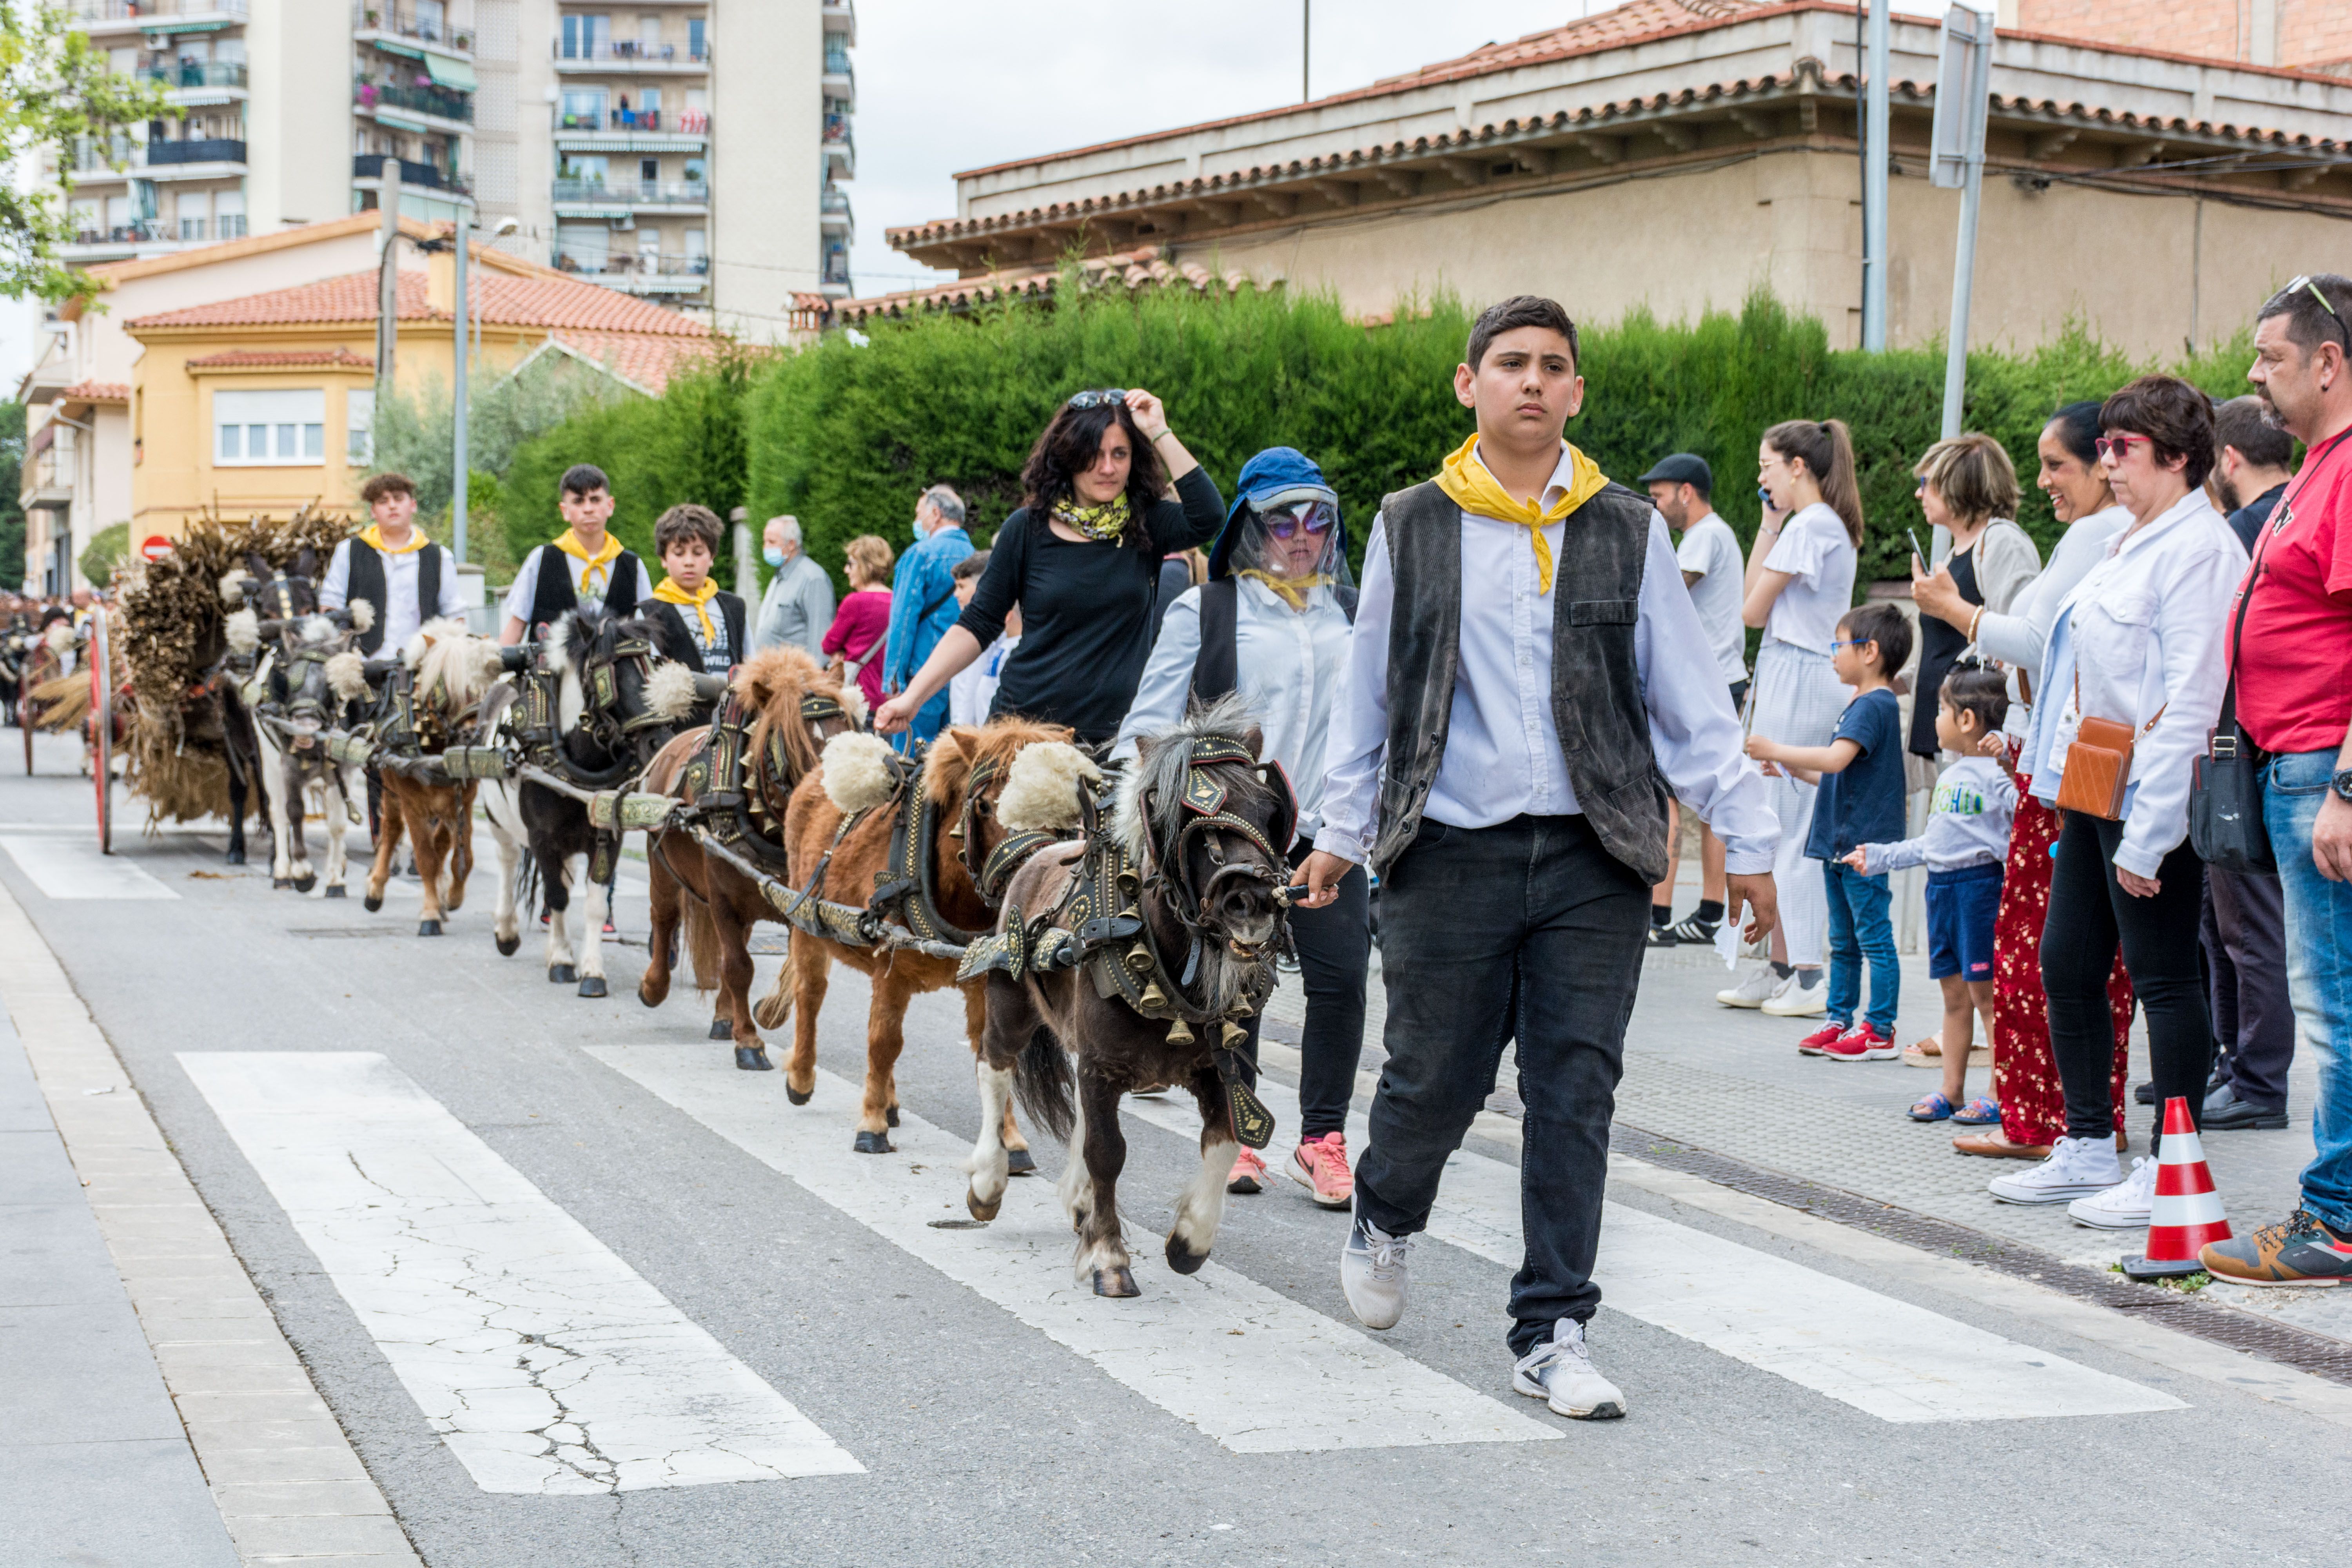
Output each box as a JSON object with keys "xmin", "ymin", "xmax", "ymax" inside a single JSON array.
[{"xmin": 1952, "ymin": 1127, "xmax": 2130, "ymax": 1159}]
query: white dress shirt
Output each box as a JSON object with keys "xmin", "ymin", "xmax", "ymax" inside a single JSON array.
[
  {"xmin": 2019, "ymin": 488, "xmax": 2247, "ymax": 878},
  {"xmin": 1115, "ymin": 575, "xmax": 1352, "ymax": 846},
  {"xmin": 1315, "ymin": 444, "xmax": 1779, "ymax": 873},
  {"xmin": 499, "ymin": 544, "xmax": 622, "ymax": 626},
  {"xmin": 319, "ymin": 535, "xmax": 465, "ymax": 652}
]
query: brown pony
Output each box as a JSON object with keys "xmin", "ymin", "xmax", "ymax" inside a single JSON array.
[
  {"xmin": 636, "ymin": 647, "xmax": 856, "ymax": 1067},
  {"xmin": 769, "ymin": 716, "xmax": 1096, "ymax": 1156},
  {"xmin": 366, "ymin": 618, "xmax": 502, "ymax": 935}
]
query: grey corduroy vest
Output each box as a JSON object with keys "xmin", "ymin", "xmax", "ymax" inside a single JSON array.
[{"xmin": 1367, "ymin": 476, "xmax": 1671, "ymax": 886}]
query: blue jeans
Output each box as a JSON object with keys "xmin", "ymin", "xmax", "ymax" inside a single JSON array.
[
  {"xmin": 1822, "ymin": 859, "xmax": 1897, "ymax": 1032},
  {"xmin": 2263, "ymin": 749, "xmax": 2352, "ymax": 1233}
]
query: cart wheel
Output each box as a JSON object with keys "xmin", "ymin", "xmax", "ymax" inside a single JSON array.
[
  {"xmin": 19, "ymin": 695, "xmax": 30, "ymax": 776},
  {"xmin": 89, "ymin": 610, "xmax": 111, "ymax": 855}
]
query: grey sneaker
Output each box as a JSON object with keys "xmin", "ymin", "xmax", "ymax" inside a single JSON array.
[
  {"xmin": 1340, "ymin": 1214, "xmax": 1411, "ymax": 1330},
  {"xmin": 1512, "ymin": 1318, "xmax": 1625, "ymax": 1420},
  {"xmin": 1715, "ymin": 964, "xmax": 1782, "ymax": 1009},
  {"xmin": 1760, "ymin": 969, "xmax": 1828, "ymax": 1017}
]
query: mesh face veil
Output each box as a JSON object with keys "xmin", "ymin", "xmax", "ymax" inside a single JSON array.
[{"xmin": 1228, "ymin": 488, "xmax": 1351, "ymax": 607}]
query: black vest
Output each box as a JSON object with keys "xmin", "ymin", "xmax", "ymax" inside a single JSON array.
[
  {"xmin": 525, "ymin": 543, "xmax": 642, "ymax": 637},
  {"xmin": 1368, "ymin": 477, "xmax": 1669, "ymax": 886},
  {"xmin": 646, "ymin": 590, "xmax": 747, "ymax": 673},
  {"xmin": 1188, "ymin": 576, "xmax": 1357, "ymax": 702},
  {"xmin": 344, "ymin": 537, "xmax": 445, "ymax": 656}
]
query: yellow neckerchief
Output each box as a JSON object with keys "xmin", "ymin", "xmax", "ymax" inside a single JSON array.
[
  {"xmin": 651, "ymin": 575, "xmax": 719, "ymax": 640},
  {"xmin": 552, "ymin": 528, "xmax": 624, "ymax": 597},
  {"xmin": 360, "ymin": 523, "xmax": 428, "ymax": 556},
  {"xmin": 1431, "ymin": 434, "xmax": 1609, "ymax": 594},
  {"xmin": 1235, "ymin": 568, "xmax": 1332, "ymax": 614},
  {"xmin": 1049, "ymin": 491, "xmax": 1132, "ymax": 543}
]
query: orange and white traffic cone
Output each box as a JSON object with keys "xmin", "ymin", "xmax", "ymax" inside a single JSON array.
[{"xmin": 2122, "ymin": 1096, "xmax": 2233, "ymax": 1281}]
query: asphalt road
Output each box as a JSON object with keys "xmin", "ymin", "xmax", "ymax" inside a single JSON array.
[{"xmin": 8, "ymin": 738, "xmax": 2350, "ymax": 1567}]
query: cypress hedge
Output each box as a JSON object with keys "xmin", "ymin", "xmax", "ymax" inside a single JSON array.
[{"xmin": 500, "ymin": 281, "xmax": 2260, "ymax": 599}]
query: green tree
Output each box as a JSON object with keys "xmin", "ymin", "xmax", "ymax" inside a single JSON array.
[
  {"xmin": 78, "ymin": 519, "xmax": 126, "ymax": 585},
  {"xmin": 0, "ymin": 2, "xmax": 174, "ymax": 303},
  {"xmin": 0, "ymin": 399, "xmax": 24, "ymax": 588}
]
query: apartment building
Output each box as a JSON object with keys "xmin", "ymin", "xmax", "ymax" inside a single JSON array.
[{"xmin": 58, "ymin": 0, "xmax": 854, "ymax": 334}]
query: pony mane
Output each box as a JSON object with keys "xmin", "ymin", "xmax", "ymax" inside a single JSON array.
[
  {"xmin": 295, "ymin": 614, "xmax": 343, "ymax": 648},
  {"xmin": 407, "ymin": 618, "xmax": 501, "ymax": 711},
  {"xmin": 734, "ymin": 645, "xmax": 844, "ymax": 786},
  {"xmin": 1112, "ymin": 692, "xmax": 1263, "ymax": 864},
  {"xmin": 924, "ymin": 715, "xmax": 1075, "ymax": 808}
]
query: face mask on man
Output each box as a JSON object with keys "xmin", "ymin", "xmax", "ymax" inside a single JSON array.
[
  {"xmin": 911, "ymin": 516, "xmax": 927, "ymax": 542},
  {"xmin": 763, "ymin": 546, "xmax": 786, "ymax": 568}
]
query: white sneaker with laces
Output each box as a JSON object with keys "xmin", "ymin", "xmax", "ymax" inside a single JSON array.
[
  {"xmin": 2067, "ymin": 1156, "xmax": 2158, "ymax": 1229},
  {"xmin": 1512, "ymin": 1318, "xmax": 1625, "ymax": 1420},
  {"xmin": 1760, "ymin": 970, "xmax": 1829, "ymax": 1017},
  {"xmin": 1715, "ymin": 965, "xmax": 1783, "ymax": 1009},
  {"xmin": 1987, "ymin": 1134, "xmax": 2125, "ymax": 1204},
  {"xmin": 1339, "ymin": 1215, "xmax": 1411, "ymax": 1330}
]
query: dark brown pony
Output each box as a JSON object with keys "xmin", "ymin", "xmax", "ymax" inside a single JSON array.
[
  {"xmin": 636, "ymin": 646, "xmax": 856, "ymax": 1067},
  {"xmin": 965, "ymin": 695, "xmax": 1290, "ymax": 1297},
  {"xmin": 769, "ymin": 716, "xmax": 1096, "ymax": 1155}
]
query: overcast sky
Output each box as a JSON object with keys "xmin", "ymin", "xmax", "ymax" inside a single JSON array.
[{"xmin": 844, "ymin": 0, "xmax": 1957, "ymax": 297}]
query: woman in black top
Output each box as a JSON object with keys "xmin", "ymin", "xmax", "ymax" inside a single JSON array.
[{"xmin": 875, "ymin": 388, "xmax": 1224, "ymax": 746}]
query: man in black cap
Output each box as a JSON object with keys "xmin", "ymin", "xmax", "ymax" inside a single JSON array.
[{"xmin": 1638, "ymin": 453, "xmax": 1748, "ymax": 947}]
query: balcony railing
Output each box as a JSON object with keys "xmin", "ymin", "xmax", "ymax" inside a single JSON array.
[
  {"xmin": 356, "ymin": 80, "xmax": 474, "ymax": 123},
  {"xmin": 557, "ymin": 39, "xmax": 710, "ymax": 64},
  {"xmin": 822, "ymin": 50, "xmax": 851, "ymax": 78},
  {"xmin": 73, "ymin": 0, "xmax": 248, "ymax": 21},
  {"xmin": 354, "ymin": 4, "xmax": 472, "ymax": 51},
  {"xmin": 820, "ymin": 187, "xmax": 851, "ymax": 217},
  {"xmin": 142, "ymin": 61, "xmax": 248, "ymax": 89},
  {"xmin": 71, "ymin": 221, "xmax": 171, "ymax": 245},
  {"xmin": 552, "ymin": 178, "xmax": 708, "ymax": 205},
  {"xmin": 72, "ymin": 133, "xmax": 139, "ymax": 172},
  {"xmin": 354, "ymin": 152, "xmax": 471, "ymax": 195},
  {"xmin": 823, "ymin": 113, "xmax": 851, "ymax": 143},
  {"xmin": 554, "ymin": 251, "xmax": 710, "ymax": 279},
  {"xmin": 557, "ymin": 107, "xmax": 708, "ymax": 133},
  {"xmin": 147, "ymin": 136, "xmax": 245, "ymax": 165}
]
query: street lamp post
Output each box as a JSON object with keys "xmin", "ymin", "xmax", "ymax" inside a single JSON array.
[
  {"xmin": 1930, "ymin": 4, "xmax": 1995, "ymax": 439},
  {"xmin": 452, "ymin": 205, "xmax": 468, "ymax": 566}
]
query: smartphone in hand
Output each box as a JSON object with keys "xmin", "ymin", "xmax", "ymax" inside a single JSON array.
[{"xmin": 1906, "ymin": 526, "xmax": 1929, "ymax": 572}]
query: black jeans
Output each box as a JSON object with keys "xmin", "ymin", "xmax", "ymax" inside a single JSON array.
[
  {"xmin": 1353, "ymin": 813, "xmax": 1649, "ymax": 1358},
  {"xmin": 2042, "ymin": 811, "xmax": 2213, "ymax": 1149},
  {"xmin": 1237, "ymin": 845, "xmax": 1371, "ymax": 1139},
  {"xmin": 2200, "ymin": 865, "xmax": 2294, "ymax": 1113}
]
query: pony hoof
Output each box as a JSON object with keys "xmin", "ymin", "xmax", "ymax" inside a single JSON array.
[
  {"xmin": 323, "ymin": 884, "xmax": 346, "ymax": 899},
  {"xmin": 1165, "ymin": 1234, "xmax": 1210, "ymax": 1276},
  {"xmin": 1006, "ymin": 1148, "xmax": 1037, "ymax": 1176},
  {"xmin": 852, "ymin": 1130, "xmax": 894, "ymax": 1155},
  {"xmin": 734, "ymin": 1046, "xmax": 773, "ymax": 1072},
  {"xmin": 965, "ymin": 1186, "xmax": 1002, "ymax": 1222},
  {"xmin": 417, "ymin": 920, "xmax": 442, "ymax": 937},
  {"xmin": 639, "ymin": 985, "xmax": 661, "ymax": 1009},
  {"xmin": 225, "ymin": 848, "xmax": 245, "ymax": 866},
  {"xmin": 1092, "ymin": 1266, "xmax": 1140, "ymax": 1298},
  {"xmin": 708, "ymin": 1018, "xmax": 734, "ymax": 1041},
  {"xmin": 886, "ymin": 1106, "xmax": 901, "ymax": 1128},
  {"xmin": 549, "ymin": 964, "xmax": 576, "ymax": 984},
  {"xmin": 785, "ymin": 1084, "xmax": 813, "ymax": 1107},
  {"xmin": 271, "ymin": 877, "xmax": 290, "ymax": 889},
  {"xmin": 495, "ymin": 933, "xmax": 520, "ymax": 956},
  {"xmin": 577, "ymin": 975, "xmax": 608, "ymax": 998},
  {"xmin": 363, "ymin": 894, "xmax": 383, "ymax": 912},
  {"xmin": 294, "ymin": 876, "xmax": 316, "ymax": 893}
]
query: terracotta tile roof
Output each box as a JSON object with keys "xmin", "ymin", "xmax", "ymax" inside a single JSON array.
[
  {"xmin": 185, "ymin": 348, "xmax": 376, "ymax": 370},
  {"xmin": 125, "ymin": 267, "xmax": 711, "ymax": 337},
  {"xmin": 58, "ymin": 380, "xmax": 129, "ymax": 403},
  {"xmin": 835, "ymin": 247, "xmax": 1256, "ymax": 323},
  {"xmin": 128, "ymin": 269, "xmax": 435, "ymax": 328},
  {"xmin": 543, "ymin": 330, "xmax": 715, "ymax": 393}
]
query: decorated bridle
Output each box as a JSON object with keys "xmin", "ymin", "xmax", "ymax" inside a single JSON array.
[{"xmin": 1138, "ymin": 737, "xmax": 1298, "ymax": 951}]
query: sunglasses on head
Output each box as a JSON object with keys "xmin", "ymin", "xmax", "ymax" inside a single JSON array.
[
  {"xmin": 2285, "ymin": 275, "xmax": 2350, "ymax": 350},
  {"xmin": 1261, "ymin": 499, "xmax": 1336, "ymax": 539},
  {"xmin": 1067, "ymin": 388, "xmax": 1127, "ymax": 409}
]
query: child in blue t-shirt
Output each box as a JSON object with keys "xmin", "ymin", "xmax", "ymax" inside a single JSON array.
[{"xmin": 1746, "ymin": 603, "xmax": 1913, "ymax": 1062}]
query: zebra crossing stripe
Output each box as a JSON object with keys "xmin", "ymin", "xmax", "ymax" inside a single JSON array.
[
  {"xmin": 587, "ymin": 1044, "xmax": 1561, "ymax": 1454},
  {"xmin": 1120, "ymin": 1082, "xmax": 2186, "ymax": 1424},
  {"xmin": 180, "ymin": 1052, "xmax": 864, "ymax": 1493}
]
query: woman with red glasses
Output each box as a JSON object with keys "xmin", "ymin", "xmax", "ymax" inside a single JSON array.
[
  {"xmin": 1995, "ymin": 376, "xmax": 2247, "ymax": 1227},
  {"xmin": 1114, "ymin": 447, "xmax": 1367, "ymax": 1207},
  {"xmin": 876, "ymin": 388, "xmax": 1224, "ymax": 746}
]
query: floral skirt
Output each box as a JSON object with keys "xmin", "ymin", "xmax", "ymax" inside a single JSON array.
[{"xmin": 1992, "ymin": 786, "xmax": 2136, "ymax": 1147}]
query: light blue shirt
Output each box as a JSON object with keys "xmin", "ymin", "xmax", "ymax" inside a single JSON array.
[{"xmin": 882, "ymin": 524, "xmax": 972, "ymax": 693}]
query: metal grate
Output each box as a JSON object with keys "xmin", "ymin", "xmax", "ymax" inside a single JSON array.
[{"xmin": 1613, "ymin": 1123, "xmax": 2352, "ymax": 1385}]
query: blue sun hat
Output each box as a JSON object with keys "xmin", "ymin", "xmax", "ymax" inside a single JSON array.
[{"xmin": 1207, "ymin": 447, "xmax": 1347, "ymax": 581}]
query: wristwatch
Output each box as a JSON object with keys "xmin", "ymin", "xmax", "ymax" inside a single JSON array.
[{"xmin": 2333, "ymin": 768, "xmax": 2352, "ymax": 804}]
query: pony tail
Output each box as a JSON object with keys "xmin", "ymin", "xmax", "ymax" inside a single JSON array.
[{"xmin": 1818, "ymin": 418, "xmax": 1866, "ymax": 546}]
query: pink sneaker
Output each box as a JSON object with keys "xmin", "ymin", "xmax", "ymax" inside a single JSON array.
[
  {"xmin": 1796, "ymin": 1021, "xmax": 1847, "ymax": 1057},
  {"xmin": 1289, "ymin": 1132, "xmax": 1354, "ymax": 1209},
  {"xmin": 1823, "ymin": 1022, "xmax": 1897, "ymax": 1061},
  {"xmin": 1227, "ymin": 1147, "xmax": 1268, "ymax": 1194}
]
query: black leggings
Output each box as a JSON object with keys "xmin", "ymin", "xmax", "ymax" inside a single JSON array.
[
  {"xmin": 2040, "ymin": 810, "xmax": 2213, "ymax": 1150},
  {"xmin": 1237, "ymin": 847, "xmax": 1372, "ymax": 1139}
]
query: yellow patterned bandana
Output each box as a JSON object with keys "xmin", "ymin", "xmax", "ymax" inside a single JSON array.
[
  {"xmin": 1431, "ymin": 434, "xmax": 1608, "ymax": 594},
  {"xmin": 1235, "ymin": 568, "xmax": 1331, "ymax": 613},
  {"xmin": 1050, "ymin": 492, "xmax": 1132, "ymax": 544}
]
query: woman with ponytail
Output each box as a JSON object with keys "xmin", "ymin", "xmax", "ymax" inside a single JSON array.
[{"xmin": 1716, "ymin": 419, "xmax": 1863, "ymax": 1018}]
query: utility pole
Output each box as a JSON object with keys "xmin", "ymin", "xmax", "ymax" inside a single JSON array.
[
  {"xmin": 452, "ymin": 203, "xmax": 469, "ymax": 566},
  {"xmin": 1302, "ymin": 0, "xmax": 1310, "ymax": 102},
  {"xmin": 1860, "ymin": 0, "xmax": 1890, "ymax": 350},
  {"xmin": 1930, "ymin": 4, "xmax": 1994, "ymax": 438},
  {"xmin": 375, "ymin": 159, "xmax": 402, "ymax": 408}
]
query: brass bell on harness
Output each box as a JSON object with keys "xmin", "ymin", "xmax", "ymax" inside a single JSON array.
[
  {"xmin": 1139, "ymin": 980, "xmax": 1167, "ymax": 1010},
  {"xmin": 1165, "ymin": 1018, "xmax": 1195, "ymax": 1046},
  {"xmin": 1221, "ymin": 1021, "xmax": 1249, "ymax": 1050}
]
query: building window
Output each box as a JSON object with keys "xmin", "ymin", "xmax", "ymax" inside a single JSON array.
[
  {"xmin": 346, "ymin": 388, "xmax": 374, "ymax": 464},
  {"xmin": 560, "ymin": 87, "xmax": 607, "ymax": 129},
  {"xmin": 688, "ymin": 17, "xmax": 704, "ymax": 58},
  {"xmin": 561, "ymin": 13, "xmax": 610, "ymax": 59},
  {"xmin": 215, "ymin": 389, "xmax": 326, "ymax": 466},
  {"xmin": 216, "ymin": 188, "xmax": 245, "ymax": 240}
]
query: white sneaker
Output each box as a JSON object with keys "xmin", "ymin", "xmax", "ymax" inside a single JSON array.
[
  {"xmin": 1716, "ymin": 965, "xmax": 1782, "ymax": 1009},
  {"xmin": 1760, "ymin": 970, "xmax": 1829, "ymax": 1017},
  {"xmin": 1987, "ymin": 1135, "xmax": 2125, "ymax": 1204},
  {"xmin": 1340, "ymin": 1216, "xmax": 1411, "ymax": 1330},
  {"xmin": 2067, "ymin": 1156, "xmax": 2158, "ymax": 1229},
  {"xmin": 1512, "ymin": 1318, "xmax": 1625, "ymax": 1420}
]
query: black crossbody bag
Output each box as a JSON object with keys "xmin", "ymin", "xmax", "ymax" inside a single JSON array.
[{"xmin": 2189, "ymin": 564, "xmax": 2273, "ymax": 875}]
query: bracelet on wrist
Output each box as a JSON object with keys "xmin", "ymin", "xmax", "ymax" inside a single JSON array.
[
  {"xmin": 1148, "ymin": 428, "xmax": 1176, "ymax": 443},
  {"xmin": 1966, "ymin": 606, "xmax": 1984, "ymax": 642}
]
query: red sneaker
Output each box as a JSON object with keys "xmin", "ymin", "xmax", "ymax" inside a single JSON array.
[
  {"xmin": 1796, "ymin": 1021, "xmax": 1847, "ymax": 1057},
  {"xmin": 1288, "ymin": 1132, "xmax": 1354, "ymax": 1209},
  {"xmin": 1227, "ymin": 1147, "xmax": 1268, "ymax": 1194},
  {"xmin": 1823, "ymin": 1022, "xmax": 1897, "ymax": 1061}
]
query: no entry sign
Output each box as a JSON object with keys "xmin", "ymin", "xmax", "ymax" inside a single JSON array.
[{"xmin": 139, "ymin": 535, "xmax": 172, "ymax": 562}]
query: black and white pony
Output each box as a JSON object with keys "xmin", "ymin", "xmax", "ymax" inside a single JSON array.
[
  {"xmin": 478, "ymin": 607, "xmax": 699, "ymax": 995},
  {"xmin": 231, "ymin": 553, "xmax": 374, "ymax": 895}
]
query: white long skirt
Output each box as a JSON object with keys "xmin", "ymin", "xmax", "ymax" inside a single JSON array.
[{"xmin": 1747, "ymin": 639, "xmax": 1849, "ymax": 967}]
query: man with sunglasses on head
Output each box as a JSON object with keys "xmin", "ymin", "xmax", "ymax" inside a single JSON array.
[
  {"xmin": 1115, "ymin": 448, "xmax": 1367, "ymax": 1209},
  {"xmin": 2200, "ymin": 274, "xmax": 2352, "ymax": 1287}
]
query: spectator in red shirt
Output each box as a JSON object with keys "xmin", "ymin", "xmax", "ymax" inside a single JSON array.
[
  {"xmin": 822, "ymin": 534, "xmax": 894, "ymax": 712},
  {"xmin": 2201, "ymin": 274, "xmax": 2352, "ymax": 1288}
]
